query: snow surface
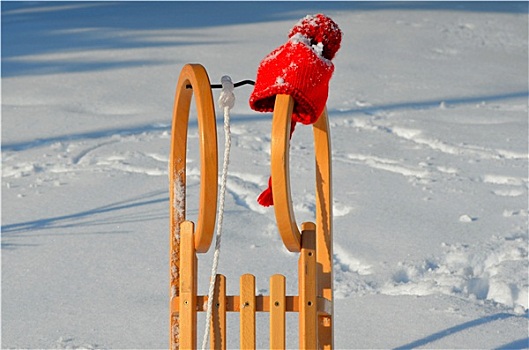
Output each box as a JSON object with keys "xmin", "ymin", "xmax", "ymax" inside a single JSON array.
[{"xmin": 2, "ymin": 2, "xmax": 528, "ymax": 349}]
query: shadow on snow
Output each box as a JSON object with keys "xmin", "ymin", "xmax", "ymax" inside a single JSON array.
[
  {"xmin": 495, "ymin": 337, "xmax": 529, "ymax": 350},
  {"xmin": 331, "ymin": 90, "xmax": 529, "ymax": 116},
  {"xmin": 2, "ymin": 1, "xmax": 527, "ymax": 77},
  {"xmin": 394, "ymin": 311, "xmax": 529, "ymax": 350},
  {"xmin": 2, "ymin": 89, "xmax": 527, "ymax": 152},
  {"xmin": 1, "ymin": 190, "xmax": 168, "ymax": 238}
]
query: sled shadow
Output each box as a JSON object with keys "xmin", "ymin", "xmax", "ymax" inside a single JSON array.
[
  {"xmin": 1, "ymin": 190, "xmax": 168, "ymax": 237},
  {"xmin": 4, "ymin": 88, "xmax": 526, "ymax": 153},
  {"xmin": 1, "ymin": 123, "xmax": 172, "ymax": 151},
  {"xmin": 495, "ymin": 337, "xmax": 529, "ymax": 350},
  {"xmin": 330, "ymin": 90, "xmax": 528, "ymax": 117},
  {"xmin": 1, "ymin": 113, "xmax": 255, "ymax": 151},
  {"xmin": 393, "ymin": 311, "xmax": 528, "ymax": 350}
]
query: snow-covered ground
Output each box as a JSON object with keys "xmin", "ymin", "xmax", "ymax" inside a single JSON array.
[{"xmin": 2, "ymin": 2, "xmax": 528, "ymax": 349}]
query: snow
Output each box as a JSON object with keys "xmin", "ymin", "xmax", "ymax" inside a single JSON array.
[
  {"xmin": 2, "ymin": 2, "xmax": 528, "ymax": 349},
  {"xmin": 289, "ymin": 33, "xmax": 329, "ymax": 64}
]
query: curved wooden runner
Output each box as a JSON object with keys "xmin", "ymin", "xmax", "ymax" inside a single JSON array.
[
  {"xmin": 270, "ymin": 94, "xmax": 334, "ymax": 348},
  {"xmin": 169, "ymin": 63, "xmax": 218, "ymax": 349}
]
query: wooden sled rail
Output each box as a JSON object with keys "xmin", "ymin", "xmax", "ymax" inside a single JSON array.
[
  {"xmin": 271, "ymin": 94, "xmax": 333, "ymax": 254},
  {"xmin": 270, "ymin": 94, "xmax": 334, "ymax": 348},
  {"xmin": 169, "ymin": 63, "xmax": 219, "ymax": 349},
  {"xmin": 170, "ymin": 63, "xmax": 218, "ymax": 253}
]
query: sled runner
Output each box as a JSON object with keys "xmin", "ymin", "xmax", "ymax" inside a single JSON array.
[{"xmin": 169, "ymin": 63, "xmax": 333, "ymax": 349}]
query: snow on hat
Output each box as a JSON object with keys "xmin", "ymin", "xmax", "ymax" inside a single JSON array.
[{"xmin": 249, "ymin": 14, "xmax": 342, "ymax": 206}]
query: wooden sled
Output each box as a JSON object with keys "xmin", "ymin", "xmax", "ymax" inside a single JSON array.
[{"xmin": 169, "ymin": 63, "xmax": 333, "ymax": 349}]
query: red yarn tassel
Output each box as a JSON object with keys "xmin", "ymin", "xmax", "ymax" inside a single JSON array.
[
  {"xmin": 257, "ymin": 177, "xmax": 274, "ymax": 207},
  {"xmin": 257, "ymin": 121, "xmax": 298, "ymax": 207}
]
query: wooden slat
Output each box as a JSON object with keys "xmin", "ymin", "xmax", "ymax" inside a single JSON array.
[
  {"xmin": 299, "ymin": 223, "xmax": 317, "ymax": 350},
  {"xmin": 210, "ymin": 274, "xmax": 226, "ymax": 350},
  {"xmin": 270, "ymin": 274, "xmax": 286, "ymax": 349},
  {"xmin": 179, "ymin": 221, "xmax": 197, "ymax": 350},
  {"xmin": 240, "ymin": 274, "xmax": 256, "ymax": 349}
]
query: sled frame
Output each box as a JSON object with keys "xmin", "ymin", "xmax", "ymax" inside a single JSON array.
[{"xmin": 169, "ymin": 64, "xmax": 333, "ymax": 349}]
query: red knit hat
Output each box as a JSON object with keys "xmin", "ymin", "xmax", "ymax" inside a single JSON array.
[{"xmin": 249, "ymin": 14, "xmax": 342, "ymax": 206}]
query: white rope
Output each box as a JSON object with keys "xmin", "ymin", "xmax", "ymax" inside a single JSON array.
[{"xmin": 201, "ymin": 75, "xmax": 235, "ymax": 350}]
